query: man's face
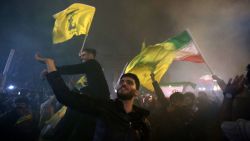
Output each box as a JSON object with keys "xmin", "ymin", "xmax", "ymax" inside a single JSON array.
[
  {"xmin": 172, "ymin": 100, "xmax": 184, "ymax": 108},
  {"xmin": 79, "ymin": 51, "xmax": 94, "ymax": 62},
  {"xmin": 15, "ymin": 103, "xmax": 30, "ymax": 116},
  {"xmin": 117, "ymin": 77, "xmax": 137, "ymax": 100},
  {"xmin": 184, "ymin": 97, "xmax": 194, "ymax": 107}
]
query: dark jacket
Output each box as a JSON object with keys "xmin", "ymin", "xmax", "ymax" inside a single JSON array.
[
  {"xmin": 47, "ymin": 71, "xmax": 151, "ymax": 141},
  {"xmin": 57, "ymin": 59, "xmax": 110, "ymax": 99},
  {"xmin": 52, "ymin": 59, "xmax": 110, "ymax": 141}
]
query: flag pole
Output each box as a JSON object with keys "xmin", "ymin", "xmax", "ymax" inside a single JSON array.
[
  {"xmin": 77, "ymin": 5, "xmax": 95, "ymax": 54},
  {"xmin": 114, "ymin": 62, "xmax": 129, "ymax": 90},
  {"xmin": 79, "ymin": 8, "xmax": 94, "ymax": 54},
  {"xmin": 186, "ymin": 29, "xmax": 214, "ymax": 75},
  {"xmin": 79, "ymin": 34, "xmax": 88, "ymax": 53},
  {"xmin": 0, "ymin": 49, "xmax": 15, "ymax": 92}
]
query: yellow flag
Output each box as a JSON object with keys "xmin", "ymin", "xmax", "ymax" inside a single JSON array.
[
  {"xmin": 45, "ymin": 106, "xmax": 67, "ymax": 126},
  {"xmin": 75, "ymin": 75, "xmax": 88, "ymax": 91},
  {"xmin": 53, "ymin": 3, "xmax": 95, "ymax": 44},
  {"xmin": 125, "ymin": 42, "xmax": 176, "ymax": 91}
]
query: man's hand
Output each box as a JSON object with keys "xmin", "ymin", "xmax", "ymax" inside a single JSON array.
[
  {"xmin": 35, "ymin": 53, "xmax": 57, "ymax": 73},
  {"xmin": 223, "ymin": 75, "xmax": 245, "ymax": 98},
  {"xmin": 35, "ymin": 53, "xmax": 54, "ymax": 64},
  {"xmin": 35, "ymin": 53, "xmax": 47, "ymax": 64}
]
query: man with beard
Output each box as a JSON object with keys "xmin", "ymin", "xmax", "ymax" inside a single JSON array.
[{"xmin": 35, "ymin": 54, "xmax": 151, "ymax": 141}]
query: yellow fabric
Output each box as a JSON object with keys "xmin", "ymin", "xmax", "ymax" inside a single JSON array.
[
  {"xmin": 125, "ymin": 42, "xmax": 176, "ymax": 91},
  {"xmin": 75, "ymin": 75, "xmax": 88, "ymax": 91},
  {"xmin": 53, "ymin": 3, "xmax": 95, "ymax": 44},
  {"xmin": 15, "ymin": 114, "xmax": 32, "ymax": 125},
  {"xmin": 45, "ymin": 106, "xmax": 67, "ymax": 127}
]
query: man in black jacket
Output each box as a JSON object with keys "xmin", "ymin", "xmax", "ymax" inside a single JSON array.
[
  {"xmin": 57, "ymin": 48, "xmax": 109, "ymax": 98},
  {"xmin": 35, "ymin": 54, "xmax": 151, "ymax": 141},
  {"xmin": 48, "ymin": 48, "xmax": 110, "ymax": 141}
]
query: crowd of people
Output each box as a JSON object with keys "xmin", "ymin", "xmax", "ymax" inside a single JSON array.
[
  {"xmin": 0, "ymin": 89, "xmax": 52, "ymax": 140},
  {"xmin": 0, "ymin": 48, "xmax": 249, "ymax": 141}
]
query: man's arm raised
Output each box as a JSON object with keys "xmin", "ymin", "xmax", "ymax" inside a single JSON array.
[{"xmin": 35, "ymin": 53, "xmax": 101, "ymax": 116}]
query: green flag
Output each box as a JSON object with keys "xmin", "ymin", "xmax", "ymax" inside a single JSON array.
[{"xmin": 125, "ymin": 31, "xmax": 202, "ymax": 91}]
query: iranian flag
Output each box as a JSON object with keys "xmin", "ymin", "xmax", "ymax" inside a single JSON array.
[
  {"xmin": 169, "ymin": 31, "xmax": 205, "ymax": 63},
  {"xmin": 124, "ymin": 30, "xmax": 206, "ymax": 91}
]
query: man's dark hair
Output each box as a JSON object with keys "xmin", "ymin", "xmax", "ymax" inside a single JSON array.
[
  {"xmin": 121, "ymin": 73, "xmax": 140, "ymax": 90},
  {"xmin": 170, "ymin": 92, "xmax": 184, "ymax": 103},
  {"xmin": 184, "ymin": 92, "xmax": 195, "ymax": 100},
  {"xmin": 82, "ymin": 48, "xmax": 97, "ymax": 57}
]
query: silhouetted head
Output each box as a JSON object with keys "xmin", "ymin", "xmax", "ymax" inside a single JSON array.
[
  {"xmin": 14, "ymin": 96, "xmax": 30, "ymax": 116},
  {"xmin": 184, "ymin": 92, "xmax": 196, "ymax": 107},
  {"xmin": 79, "ymin": 48, "xmax": 96, "ymax": 62},
  {"xmin": 170, "ymin": 92, "xmax": 184, "ymax": 107}
]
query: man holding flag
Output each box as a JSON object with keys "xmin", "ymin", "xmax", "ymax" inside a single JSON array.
[
  {"xmin": 52, "ymin": 48, "xmax": 110, "ymax": 141},
  {"xmin": 41, "ymin": 3, "xmax": 110, "ymax": 141}
]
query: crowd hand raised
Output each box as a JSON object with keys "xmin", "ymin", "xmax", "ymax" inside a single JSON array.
[
  {"xmin": 223, "ymin": 75, "xmax": 245, "ymax": 98},
  {"xmin": 212, "ymin": 75, "xmax": 226, "ymax": 91}
]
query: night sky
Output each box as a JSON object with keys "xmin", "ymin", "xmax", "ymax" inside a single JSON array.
[{"xmin": 0, "ymin": 0, "xmax": 250, "ymax": 95}]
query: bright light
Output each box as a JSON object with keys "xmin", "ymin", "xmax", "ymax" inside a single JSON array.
[
  {"xmin": 18, "ymin": 91, "xmax": 21, "ymax": 95},
  {"xmin": 7, "ymin": 85, "xmax": 15, "ymax": 90},
  {"xmin": 200, "ymin": 75, "xmax": 213, "ymax": 81},
  {"xmin": 213, "ymin": 86, "xmax": 217, "ymax": 91},
  {"xmin": 198, "ymin": 87, "xmax": 206, "ymax": 91},
  {"xmin": 213, "ymin": 85, "xmax": 221, "ymax": 91}
]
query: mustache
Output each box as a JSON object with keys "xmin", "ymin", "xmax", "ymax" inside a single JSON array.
[{"xmin": 118, "ymin": 85, "xmax": 127, "ymax": 90}]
